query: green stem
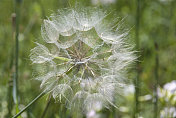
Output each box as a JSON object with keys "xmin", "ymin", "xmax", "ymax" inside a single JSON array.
[
  {"xmin": 40, "ymin": 95, "xmax": 51, "ymax": 118},
  {"xmin": 14, "ymin": 0, "xmax": 20, "ymax": 97},
  {"xmin": 134, "ymin": 0, "xmax": 141, "ymax": 117},
  {"xmin": 6, "ymin": 78, "xmax": 13, "ymax": 118},
  {"xmin": 13, "ymin": 0, "xmax": 21, "ymax": 114},
  {"xmin": 5, "ymin": 13, "xmax": 17, "ymax": 118},
  {"xmin": 12, "ymin": 92, "xmax": 45, "ymax": 118},
  {"xmin": 154, "ymin": 42, "xmax": 159, "ymax": 118}
]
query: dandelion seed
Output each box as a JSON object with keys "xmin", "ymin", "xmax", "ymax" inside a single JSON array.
[{"xmin": 30, "ymin": 7, "xmax": 136, "ymax": 114}]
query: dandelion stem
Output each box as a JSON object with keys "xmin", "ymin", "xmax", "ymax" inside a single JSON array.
[
  {"xmin": 12, "ymin": 92, "xmax": 45, "ymax": 118},
  {"xmin": 40, "ymin": 95, "xmax": 51, "ymax": 118}
]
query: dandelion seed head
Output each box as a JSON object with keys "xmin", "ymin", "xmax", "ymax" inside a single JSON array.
[{"xmin": 30, "ymin": 7, "xmax": 136, "ymax": 114}]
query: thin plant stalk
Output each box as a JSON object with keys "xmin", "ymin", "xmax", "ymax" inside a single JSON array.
[
  {"xmin": 154, "ymin": 42, "xmax": 159, "ymax": 118},
  {"xmin": 134, "ymin": 0, "xmax": 141, "ymax": 117},
  {"xmin": 12, "ymin": 92, "xmax": 45, "ymax": 118},
  {"xmin": 13, "ymin": 0, "xmax": 22, "ymax": 115},
  {"xmin": 40, "ymin": 95, "xmax": 51, "ymax": 118},
  {"xmin": 6, "ymin": 74, "xmax": 14, "ymax": 118},
  {"xmin": 6, "ymin": 78, "xmax": 13, "ymax": 118},
  {"xmin": 5, "ymin": 13, "xmax": 17, "ymax": 118}
]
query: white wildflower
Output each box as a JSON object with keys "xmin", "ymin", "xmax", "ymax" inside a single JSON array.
[
  {"xmin": 163, "ymin": 80, "xmax": 176, "ymax": 94},
  {"xmin": 30, "ymin": 7, "xmax": 136, "ymax": 113},
  {"xmin": 160, "ymin": 107, "xmax": 176, "ymax": 118},
  {"xmin": 158, "ymin": 80, "xmax": 176, "ymax": 118},
  {"xmin": 158, "ymin": 80, "xmax": 176, "ymax": 101}
]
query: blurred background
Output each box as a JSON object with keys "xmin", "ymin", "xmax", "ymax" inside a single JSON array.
[{"xmin": 0, "ymin": 0, "xmax": 176, "ymax": 118}]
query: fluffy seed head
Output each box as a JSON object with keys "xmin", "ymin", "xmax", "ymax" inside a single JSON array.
[{"xmin": 30, "ymin": 7, "xmax": 136, "ymax": 113}]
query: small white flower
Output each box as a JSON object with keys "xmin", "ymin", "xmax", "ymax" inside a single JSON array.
[
  {"xmin": 160, "ymin": 107, "xmax": 176, "ymax": 118},
  {"xmin": 158, "ymin": 80, "xmax": 176, "ymax": 101},
  {"xmin": 30, "ymin": 7, "xmax": 136, "ymax": 113},
  {"xmin": 163, "ymin": 80, "xmax": 176, "ymax": 93}
]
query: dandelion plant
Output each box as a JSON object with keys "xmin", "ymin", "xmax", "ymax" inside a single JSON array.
[{"xmin": 30, "ymin": 7, "xmax": 136, "ymax": 114}]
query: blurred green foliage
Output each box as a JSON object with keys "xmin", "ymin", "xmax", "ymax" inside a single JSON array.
[{"xmin": 0, "ymin": 0, "xmax": 176, "ymax": 118}]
